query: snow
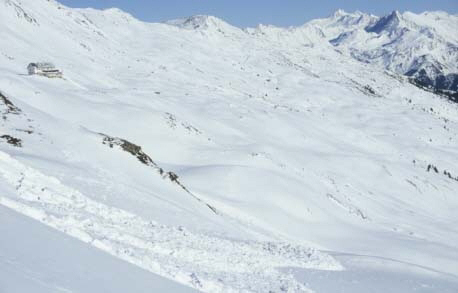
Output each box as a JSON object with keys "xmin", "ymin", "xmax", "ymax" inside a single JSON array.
[
  {"xmin": 323, "ymin": 9, "xmax": 458, "ymax": 84},
  {"xmin": 290, "ymin": 253, "xmax": 458, "ymax": 293},
  {"xmin": 1, "ymin": 0, "xmax": 458, "ymax": 292},
  {"xmin": 0, "ymin": 204, "xmax": 197, "ymax": 293},
  {"xmin": 0, "ymin": 150, "xmax": 341, "ymax": 292}
]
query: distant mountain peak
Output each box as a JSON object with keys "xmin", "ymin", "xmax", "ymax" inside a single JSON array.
[
  {"xmin": 365, "ymin": 10, "xmax": 403, "ymax": 34},
  {"xmin": 331, "ymin": 9, "xmax": 366, "ymax": 19},
  {"xmin": 332, "ymin": 9, "xmax": 348, "ymax": 18},
  {"xmin": 324, "ymin": 9, "xmax": 376, "ymax": 29},
  {"xmin": 166, "ymin": 15, "xmax": 234, "ymax": 31}
]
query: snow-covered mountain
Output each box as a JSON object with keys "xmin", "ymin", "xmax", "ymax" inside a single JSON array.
[
  {"xmin": 1, "ymin": 0, "xmax": 458, "ymax": 292},
  {"xmin": 321, "ymin": 10, "xmax": 458, "ymax": 97}
]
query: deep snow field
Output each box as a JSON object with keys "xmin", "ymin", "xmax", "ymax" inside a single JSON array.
[{"xmin": 1, "ymin": 0, "xmax": 458, "ymax": 292}]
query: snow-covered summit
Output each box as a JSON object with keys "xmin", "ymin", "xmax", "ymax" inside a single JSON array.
[
  {"xmin": 330, "ymin": 9, "xmax": 375, "ymax": 26},
  {"xmin": 166, "ymin": 14, "xmax": 243, "ymax": 37},
  {"xmin": 365, "ymin": 10, "xmax": 404, "ymax": 34},
  {"xmin": 168, "ymin": 15, "xmax": 226, "ymax": 29}
]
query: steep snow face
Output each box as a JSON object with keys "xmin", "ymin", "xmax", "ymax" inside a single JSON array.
[
  {"xmin": 325, "ymin": 10, "xmax": 458, "ymax": 93},
  {"xmin": 1, "ymin": 0, "xmax": 458, "ymax": 292}
]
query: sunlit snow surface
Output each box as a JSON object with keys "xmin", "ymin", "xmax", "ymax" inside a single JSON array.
[
  {"xmin": 0, "ymin": 205, "xmax": 197, "ymax": 293},
  {"xmin": 1, "ymin": 0, "xmax": 458, "ymax": 292}
]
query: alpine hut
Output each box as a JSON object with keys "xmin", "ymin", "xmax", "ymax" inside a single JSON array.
[{"xmin": 27, "ymin": 62, "xmax": 63, "ymax": 78}]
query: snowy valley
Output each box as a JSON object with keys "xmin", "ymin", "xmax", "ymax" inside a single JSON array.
[{"xmin": 1, "ymin": 0, "xmax": 458, "ymax": 292}]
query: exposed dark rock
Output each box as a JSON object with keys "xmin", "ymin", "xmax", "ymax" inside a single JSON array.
[
  {"xmin": 1, "ymin": 91, "xmax": 22, "ymax": 118},
  {"xmin": 15, "ymin": 129, "xmax": 33, "ymax": 134},
  {"xmin": 6, "ymin": 1, "xmax": 39, "ymax": 25},
  {"xmin": 206, "ymin": 204, "xmax": 218, "ymax": 214},
  {"xmin": 166, "ymin": 171, "xmax": 179, "ymax": 182},
  {"xmin": 443, "ymin": 170, "xmax": 458, "ymax": 182},
  {"xmin": 349, "ymin": 78, "xmax": 381, "ymax": 97},
  {"xmin": 0, "ymin": 134, "xmax": 22, "ymax": 147},
  {"xmin": 426, "ymin": 164, "xmax": 439, "ymax": 173},
  {"xmin": 102, "ymin": 135, "xmax": 157, "ymax": 167},
  {"xmin": 427, "ymin": 163, "xmax": 458, "ymax": 182},
  {"xmin": 100, "ymin": 133, "xmax": 218, "ymax": 214},
  {"xmin": 363, "ymin": 85, "xmax": 377, "ymax": 96}
]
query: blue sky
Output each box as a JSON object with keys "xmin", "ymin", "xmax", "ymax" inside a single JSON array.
[{"xmin": 58, "ymin": 0, "xmax": 458, "ymax": 27}]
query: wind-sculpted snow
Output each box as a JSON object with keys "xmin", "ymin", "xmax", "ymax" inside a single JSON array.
[{"xmin": 0, "ymin": 151, "xmax": 341, "ymax": 292}]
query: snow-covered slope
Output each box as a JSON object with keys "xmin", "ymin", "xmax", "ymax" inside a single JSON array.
[
  {"xmin": 1, "ymin": 0, "xmax": 458, "ymax": 292},
  {"xmin": 0, "ymin": 205, "xmax": 197, "ymax": 293}
]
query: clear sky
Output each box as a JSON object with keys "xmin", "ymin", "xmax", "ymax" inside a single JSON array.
[{"xmin": 58, "ymin": 0, "xmax": 458, "ymax": 27}]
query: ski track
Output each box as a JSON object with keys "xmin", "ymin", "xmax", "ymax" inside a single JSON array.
[{"xmin": 0, "ymin": 150, "xmax": 342, "ymax": 292}]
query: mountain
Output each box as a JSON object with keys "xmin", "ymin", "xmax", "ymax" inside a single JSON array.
[
  {"xmin": 324, "ymin": 10, "xmax": 458, "ymax": 98},
  {"xmin": 1, "ymin": 0, "xmax": 458, "ymax": 292},
  {"xmin": 365, "ymin": 10, "xmax": 404, "ymax": 34}
]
